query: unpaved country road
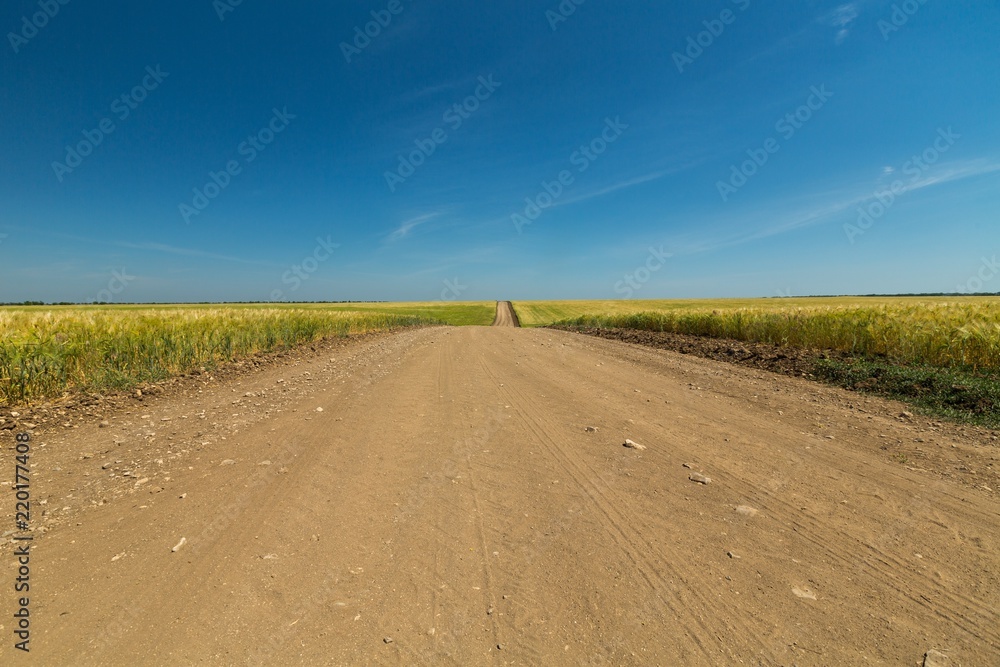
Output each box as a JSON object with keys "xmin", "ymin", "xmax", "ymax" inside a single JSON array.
[
  {"xmin": 492, "ymin": 301, "xmax": 519, "ymax": 327},
  {"xmin": 2, "ymin": 326, "xmax": 998, "ymax": 665}
]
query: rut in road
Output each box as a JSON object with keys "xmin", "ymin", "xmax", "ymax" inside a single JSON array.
[{"xmin": 4, "ymin": 325, "xmax": 998, "ymax": 666}]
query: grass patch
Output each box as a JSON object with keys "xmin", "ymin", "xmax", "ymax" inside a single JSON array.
[{"xmin": 814, "ymin": 358, "xmax": 1000, "ymax": 428}]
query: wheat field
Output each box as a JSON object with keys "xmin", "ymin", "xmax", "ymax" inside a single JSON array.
[
  {"xmin": 513, "ymin": 297, "xmax": 1000, "ymax": 371},
  {"xmin": 0, "ymin": 305, "xmax": 481, "ymax": 405}
]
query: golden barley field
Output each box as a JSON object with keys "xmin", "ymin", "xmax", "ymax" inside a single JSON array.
[
  {"xmin": 0, "ymin": 303, "xmax": 492, "ymax": 405},
  {"xmin": 513, "ymin": 297, "xmax": 1000, "ymax": 371}
]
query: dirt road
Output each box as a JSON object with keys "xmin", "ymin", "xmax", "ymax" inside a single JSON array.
[
  {"xmin": 492, "ymin": 301, "xmax": 519, "ymax": 327},
  {"xmin": 2, "ymin": 326, "xmax": 998, "ymax": 665}
]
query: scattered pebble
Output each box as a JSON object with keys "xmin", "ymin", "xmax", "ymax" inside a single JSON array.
[
  {"xmin": 688, "ymin": 472, "xmax": 711, "ymax": 484},
  {"xmin": 791, "ymin": 587, "xmax": 816, "ymax": 600},
  {"xmin": 727, "ymin": 551, "xmax": 740, "ymax": 559},
  {"xmin": 99, "ymin": 421, "xmax": 110, "ymax": 428},
  {"xmin": 623, "ymin": 439, "xmax": 646, "ymax": 451},
  {"xmin": 584, "ymin": 426, "xmax": 598, "ymax": 433},
  {"xmin": 171, "ymin": 537, "xmax": 187, "ymax": 553},
  {"xmin": 383, "ymin": 637, "xmax": 393, "ymax": 644},
  {"xmin": 735, "ymin": 505, "xmax": 759, "ymax": 517},
  {"xmin": 316, "ymin": 407, "xmax": 324, "ymax": 412},
  {"xmin": 220, "ymin": 459, "xmax": 236, "ymax": 466},
  {"xmin": 923, "ymin": 649, "xmax": 950, "ymax": 667},
  {"xmin": 682, "ymin": 463, "xmax": 693, "ymax": 469}
]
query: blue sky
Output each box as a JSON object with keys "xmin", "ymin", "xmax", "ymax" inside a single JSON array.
[{"xmin": 1, "ymin": 0, "xmax": 998, "ymax": 302}]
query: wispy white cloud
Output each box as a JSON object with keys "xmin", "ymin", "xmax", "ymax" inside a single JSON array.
[
  {"xmin": 557, "ymin": 160, "xmax": 707, "ymax": 209},
  {"xmin": 386, "ymin": 212, "xmax": 440, "ymax": 242},
  {"xmin": 0, "ymin": 226, "xmax": 276, "ymax": 267},
  {"xmin": 557, "ymin": 170, "xmax": 670, "ymax": 208},
  {"xmin": 824, "ymin": 3, "xmax": 860, "ymax": 44},
  {"xmin": 738, "ymin": 1, "xmax": 862, "ymax": 67},
  {"xmin": 113, "ymin": 241, "xmax": 275, "ymax": 266},
  {"xmin": 675, "ymin": 158, "xmax": 1000, "ymax": 254}
]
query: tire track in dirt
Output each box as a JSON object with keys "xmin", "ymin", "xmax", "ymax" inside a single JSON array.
[
  {"xmin": 616, "ymin": 414, "xmax": 1000, "ymax": 647},
  {"xmin": 476, "ymin": 353, "xmax": 781, "ymax": 665},
  {"xmin": 532, "ymin": 333, "xmax": 1000, "ymax": 648},
  {"xmin": 494, "ymin": 327, "xmax": 1000, "ymax": 659}
]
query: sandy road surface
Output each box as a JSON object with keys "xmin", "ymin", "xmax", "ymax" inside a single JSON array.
[
  {"xmin": 492, "ymin": 302, "xmax": 520, "ymax": 327},
  {"xmin": 1, "ymin": 326, "xmax": 998, "ymax": 665}
]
